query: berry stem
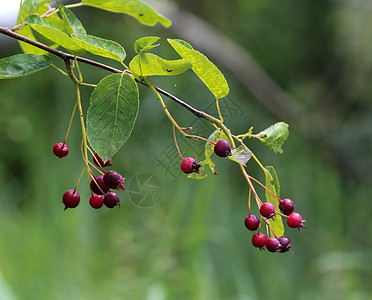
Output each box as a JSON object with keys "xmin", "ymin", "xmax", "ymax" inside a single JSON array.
[
  {"xmin": 239, "ymin": 164, "xmax": 263, "ymax": 206},
  {"xmin": 74, "ymin": 166, "xmax": 87, "ymax": 191},
  {"xmin": 248, "ymin": 174, "xmax": 282, "ymax": 202},
  {"xmin": 63, "ymin": 100, "xmax": 78, "ymax": 144},
  {"xmin": 173, "ymin": 125, "xmax": 184, "ymax": 160},
  {"xmin": 248, "ymin": 187, "xmax": 252, "ymax": 215}
]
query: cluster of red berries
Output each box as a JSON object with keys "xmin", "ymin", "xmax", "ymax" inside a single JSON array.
[
  {"xmin": 53, "ymin": 142, "xmax": 125, "ymax": 210},
  {"xmin": 245, "ymin": 198, "xmax": 305, "ymax": 253}
]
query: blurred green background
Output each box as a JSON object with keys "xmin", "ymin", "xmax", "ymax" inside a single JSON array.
[{"xmin": 1, "ymin": 0, "xmax": 372, "ymax": 299}]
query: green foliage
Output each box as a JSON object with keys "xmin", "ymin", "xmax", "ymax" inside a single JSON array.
[
  {"xmin": 227, "ymin": 145, "xmax": 252, "ymax": 166},
  {"xmin": 129, "ymin": 53, "xmax": 191, "ymax": 77},
  {"xmin": 80, "ymin": 0, "xmax": 172, "ymax": 27},
  {"xmin": 0, "ymin": 54, "xmax": 51, "ymax": 79},
  {"xmin": 168, "ymin": 38, "xmax": 229, "ymax": 99},
  {"xmin": 56, "ymin": 1, "xmax": 87, "ymax": 35},
  {"xmin": 86, "ymin": 73, "xmax": 139, "ymax": 162},
  {"xmin": 264, "ymin": 166, "xmax": 284, "ymax": 237},
  {"xmin": 257, "ymin": 122, "xmax": 289, "ymax": 154},
  {"xmin": 134, "ymin": 36, "xmax": 160, "ymax": 54}
]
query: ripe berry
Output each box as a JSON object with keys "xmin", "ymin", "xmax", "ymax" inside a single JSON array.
[
  {"xmin": 266, "ymin": 237, "xmax": 280, "ymax": 252},
  {"xmin": 104, "ymin": 191, "xmax": 120, "ymax": 208},
  {"xmin": 89, "ymin": 194, "xmax": 104, "ymax": 209},
  {"xmin": 252, "ymin": 233, "xmax": 267, "ymax": 250},
  {"xmin": 244, "ymin": 215, "xmax": 260, "ymax": 231},
  {"xmin": 62, "ymin": 189, "xmax": 80, "ymax": 210},
  {"xmin": 287, "ymin": 212, "xmax": 305, "ymax": 229},
  {"xmin": 93, "ymin": 152, "xmax": 113, "ymax": 168},
  {"xmin": 278, "ymin": 236, "xmax": 292, "ymax": 253},
  {"xmin": 103, "ymin": 170, "xmax": 125, "ymax": 190},
  {"xmin": 279, "ymin": 198, "xmax": 295, "ymax": 215},
  {"xmin": 90, "ymin": 175, "xmax": 110, "ymax": 195},
  {"xmin": 260, "ymin": 202, "xmax": 276, "ymax": 219},
  {"xmin": 181, "ymin": 157, "xmax": 201, "ymax": 174},
  {"xmin": 53, "ymin": 142, "xmax": 68, "ymax": 158},
  {"xmin": 214, "ymin": 139, "xmax": 232, "ymax": 157}
]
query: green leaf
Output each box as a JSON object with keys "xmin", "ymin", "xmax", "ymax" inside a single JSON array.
[
  {"xmin": 168, "ymin": 38, "xmax": 229, "ymax": 99},
  {"xmin": 86, "ymin": 73, "xmax": 139, "ymax": 161},
  {"xmin": 227, "ymin": 145, "xmax": 252, "ymax": 166},
  {"xmin": 72, "ymin": 34, "xmax": 126, "ymax": 62},
  {"xmin": 80, "ymin": 0, "xmax": 171, "ymax": 28},
  {"xmin": 25, "ymin": 15, "xmax": 84, "ymax": 55},
  {"xmin": 264, "ymin": 166, "xmax": 284, "ymax": 238},
  {"xmin": 257, "ymin": 122, "xmax": 289, "ymax": 154},
  {"xmin": 134, "ymin": 36, "xmax": 160, "ymax": 54},
  {"xmin": 56, "ymin": 2, "xmax": 87, "ymax": 35},
  {"xmin": 129, "ymin": 53, "xmax": 191, "ymax": 77},
  {"xmin": 0, "ymin": 54, "xmax": 51, "ymax": 79},
  {"xmin": 36, "ymin": 0, "xmax": 54, "ymax": 8}
]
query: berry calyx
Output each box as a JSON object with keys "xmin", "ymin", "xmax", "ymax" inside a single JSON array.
[
  {"xmin": 53, "ymin": 142, "xmax": 69, "ymax": 158},
  {"xmin": 103, "ymin": 170, "xmax": 125, "ymax": 190},
  {"xmin": 279, "ymin": 198, "xmax": 295, "ymax": 215},
  {"xmin": 260, "ymin": 202, "xmax": 276, "ymax": 219},
  {"xmin": 278, "ymin": 236, "xmax": 292, "ymax": 253},
  {"xmin": 214, "ymin": 139, "xmax": 232, "ymax": 157},
  {"xmin": 93, "ymin": 152, "xmax": 113, "ymax": 168},
  {"xmin": 104, "ymin": 192, "xmax": 120, "ymax": 208},
  {"xmin": 181, "ymin": 157, "xmax": 201, "ymax": 174},
  {"xmin": 252, "ymin": 233, "xmax": 267, "ymax": 250},
  {"xmin": 62, "ymin": 189, "xmax": 80, "ymax": 210},
  {"xmin": 90, "ymin": 175, "xmax": 110, "ymax": 195},
  {"xmin": 89, "ymin": 194, "xmax": 104, "ymax": 209},
  {"xmin": 266, "ymin": 237, "xmax": 280, "ymax": 252},
  {"xmin": 287, "ymin": 212, "xmax": 305, "ymax": 229},
  {"xmin": 244, "ymin": 215, "xmax": 260, "ymax": 231}
]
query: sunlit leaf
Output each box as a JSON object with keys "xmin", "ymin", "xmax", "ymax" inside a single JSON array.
[
  {"xmin": 134, "ymin": 36, "xmax": 160, "ymax": 54},
  {"xmin": 257, "ymin": 122, "xmax": 289, "ymax": 154},
  {"xmin": 72, "ymin": 34, "xmax": 126, "ymax": 62},
  {"xmin": 56, "ymin": 1, "xmax": 87, "ymax": 35},
  {"xmin": 168, "ymin": 38, "xmax": 229, "ymax": 99},
  {"xmin": 129, "ymin": 53, "xmax": 191, "ymax": 77},
  {"xmin": 80, "ymin": 0, "xmax": 171, "ymax": 27},
  {"xmin": 0, "ymin": 54, "xmax": 51, "ymax": 79},
  {"xmin": 86, "ymin": 73, "xmax": 139, "ymax": 161},
  {"xmin": 264, "ymin": 166, "xmax": 284, "ymax": 237},
  {"xmin": 227, "ymin": 145, "xmax": 252, "ymax": 166}
]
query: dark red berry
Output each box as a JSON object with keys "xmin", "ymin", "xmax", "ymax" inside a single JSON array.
[
  {"xmin": 214, "ymin": 139, "xmax": 232, "ymax": 157},
  {"xmin": 62, "ymin": 189, "xmax": 80, "ymax": 210},
  {"xmin": 279, "ymin": 198, "xmax": 295, "ymax": 215},
  {"xmin": 252, "ymin": 233, "xmax": 267, "ymax": 250},
  {"xmin": 260, "ymin": 202, "xmax": 276, "ymax": 219},
  {"xmin": 244, "ymin": 215, "xmax": 260, "ymax": 231},
  {"xmin": 93, "ymin": 152, "xmax": 113, "ymax": 168},
  {"xmin": 90, "ymin": 175, "xmax": 110, "ymax": 195},
  {"xmin": 181, "ymin": 157, "xmax": 201, "ymax": 174},
  {"xmin": 266, "ymin": 237, "xmax": 280, "ymax": 252},
  {"xmin": 89, "ymin": 194, "xmax": 104, "ymax": 209},
  {"xmin": 104, "ymin": 192, "xmax": 120, "ymax": 208},
  {"xmin": 53, "ymin": 142, "xmax": 68, "ymax": 158},
  {"xmin": 103, "ymin": 170, "xmax": 125, "ymax": 190},
  {"xmin": 287, "ymin": 212, "xmax": 305, "ymax": 229},
  {"xmin": 278, "ymin": 236, "xmax": 292, "ymax": 253}
]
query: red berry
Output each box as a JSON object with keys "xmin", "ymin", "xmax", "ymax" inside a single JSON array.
[
  {"xmin": 287, "ymin": 212, "xmax": 305, "ymax": 229},
  {"xmin": 266, "ymin": 237, "xmax": 280, "ymax": 252},
  {"xmin": 279, "ymin": 198, "xmax": 295, "ymax": 215},
  {"xmin": 252, "ymin": 233, "xmax": 267, "ymax": 250},
  {"xmin": 89, "ymin": 194, "xmax": 104, "ymax": 209},
  {"xmin": 181, "ymin": 157, "xmax": 201, "ymax": 174},
  {"xmin": 62, "ymin": 189, "xmax": 80, "ymax": 210},
  {"xmin": 104, "ymin": 192, "xmax": 120, "ymax": 208},
  {"xmin": 103, "ymin": 170, "xmax": 125, "ymax": 190},
  {"xmin": 90, "ymin": 175, "xmax": 110, "ymax": 195},
  {"xmin": 260, "ymin": 202, "xmax": 276, "ymax": 219},
  {"xmin": 53, "ymin": 142, "xmax": 68, "ymax": 158},
  {"xmin": 244, "ymin": 215, "xmax": 260, "ymax": 231},
  {"xmin": 214, "ymin": 139, "xmax": 232, "ymax": 157},
  {"xmin": 278, "ymin": 236, "xmax": 292, "ymax": 253},
  {"xmin": 93, "ymin": 152, "xmax": 113, "ymax": 168}
]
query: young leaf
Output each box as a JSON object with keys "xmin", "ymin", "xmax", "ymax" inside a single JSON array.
[
  {"xmin": 80, "ymin": 0, "xmax": 172, "ymax": 28},
  {"xmin": 134, "ymin": 36, "xmax": 160, "ymax": 54},
  {"xmin": 264, "ymin": 166, "xmax": 284, "ymax": 238},
  {"xmin": 227, "ymin": 145, "xmax": 252, "ymax": 166},
  {"xmin": 86, "ymin": 73, "xmax": 139, "ymax": 162},
  {"xmin": 0, "ymin": 54, "xmax": 51, "ymax": 79},
  {"xmin": 168, "ymin": 38, "xmax": 229, "ymax": 99},
  {"xmin": 257, "ymin": 122, "xmax": 289, "ymax": 154},
  {"xmin": 72, "ymin": 34, "xmax": 126, "ymax": 62},
  {"xmin": 36, "ymin": 0, "xmax": 53, "ymax": 8},
  {"xmin": 129, "ymin": 53, "xmax": 191, "ymax": 77},
  {"xmin": 56, "ymin": 1, "xmax": 87, "ymax": 35},
  {"xmin": 25, "ymin": 15, "xmax": 85, "ymax": 55}
]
